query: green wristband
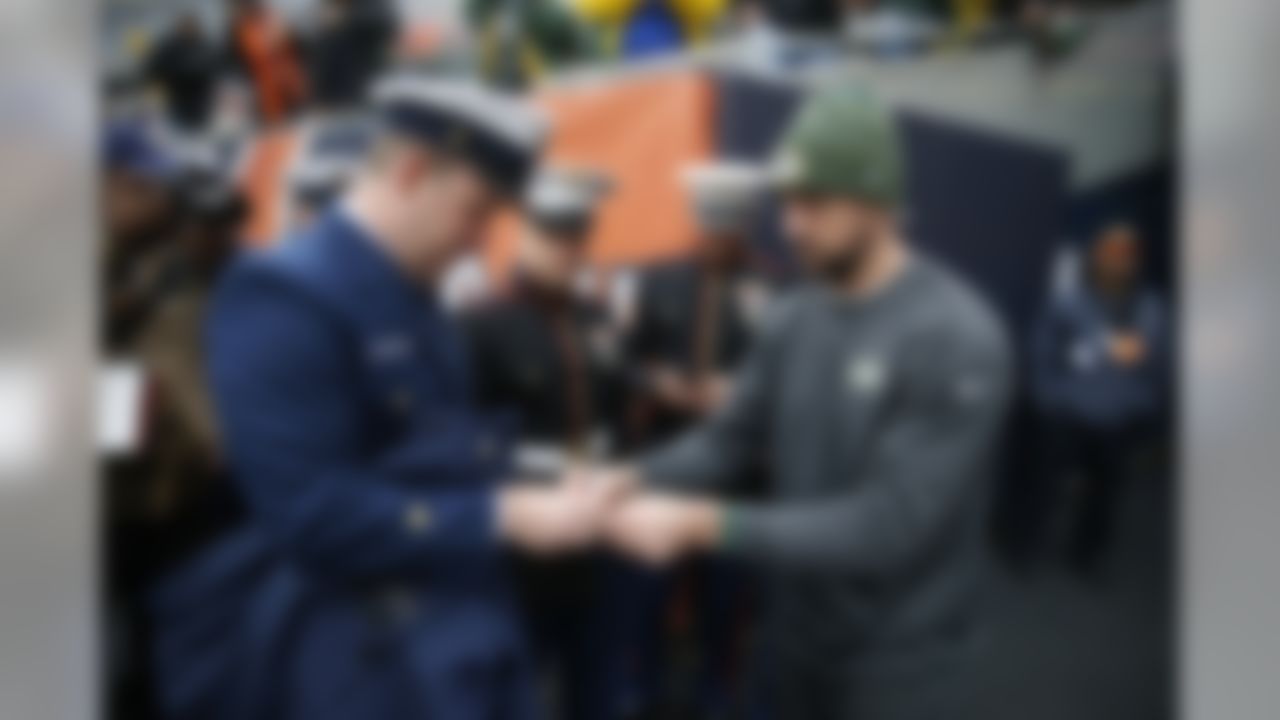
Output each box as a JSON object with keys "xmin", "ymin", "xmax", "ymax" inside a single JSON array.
[{"xmin": 718, "ymin": 505, "xmax": 744, "ymax": 551}]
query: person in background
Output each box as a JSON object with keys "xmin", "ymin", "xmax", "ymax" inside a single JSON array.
[
  {"xmin": 102, "ymin": 132, "xmax": 246, "ymax": 720},
  {"xmin": 1029, "ymin": 222, "xmax": 1170, "ymax": 577},
  {"xmin": 299, "ymin": 0, "xmax": 398, "ymax": 111},
  {"xmin": 135, "ymin": 170, "xmax": 247, "ymax": 530},
  {"xmin": 102, "ymin": 119, "xmax": 184, "ymax": 720},
  {"xmin": 575, "ymin": 0, "xmax": 729, "ymax": 59},
  {"xmin": 150, "ymin": 75, "xmax": 628, "ymax": 720},
  {"xmin": 590, "ymin": 84, "xmax": 1013, "ymax": 720},
  {"xmin": 616, "ymin": 161, "xmax": 772, "ymax": 719},
  {"xmin": 839, "ymin": 0, "xmax": 946, "ymax": 58},
  {"xmin": 748, "ymin": 0, "xmax": 841, "ymax": 34},
  {"xmin": 126, "ymin": 170, "xmax": 249, "ymax": 595},
  {"xmin": 625, "ymin": 161, "xmax": 773, "ymax": 447},
  {"xmin": 225, "ymin": 0, "xmax": 307, "ymax": 125},
  {"xmin": 464, "ymin": 167, "xmax": 625, "ymax": 720},
  {"xmin": 144, "ymin": 11, "xmax": 223, "ymax": 136},
  {"xmin": 466, "ymin": 0, "xmax": 603, "ymax": 89},
  {"xmin": 467, "ymin": 167, "xmax": 623, "ymax": 470},
  {"xmin": 102, "ymin": 121, "xmax": 183, "ymax": 355}
]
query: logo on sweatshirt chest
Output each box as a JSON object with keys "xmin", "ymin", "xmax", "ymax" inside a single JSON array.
[{"xmin": 845, "ymin": 354, "xmax": 890, "ymax": 397}]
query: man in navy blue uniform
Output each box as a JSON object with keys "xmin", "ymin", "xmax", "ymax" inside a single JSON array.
[{"xmin": 149, "ymin": 75, "xmax": 627, "ymax": 720}]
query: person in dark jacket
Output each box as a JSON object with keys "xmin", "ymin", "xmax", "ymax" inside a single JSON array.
[
  {"xmin": 299, "ymin": 0, "xmax": 398, "ymax": 111},
  {"xmin": 625, "ymin": 161, "xmax": 774, "ymax": 447},
  {"xmin": 1028, "ymin": 222, "xmax": 1170, "ymax": 576},
  {"xmin": 145, "ymin": 12, "xmax": 223, "ymax": 133},
  {"xmin": 467, "ymin": 0, "xmax": 602, "ymax": 89}
]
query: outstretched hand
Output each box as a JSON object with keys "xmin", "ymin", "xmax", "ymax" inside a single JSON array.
[
  {"xmin": 499, "ymin": 464, "xmax": 723, "ymax": 567},
  {"xmin": 496, "ymin": 467, "xmax": 634, "ymax": 556},
  {"xmin": 603, "ymin": 491, "xmax": 722, "ymax": 568}
]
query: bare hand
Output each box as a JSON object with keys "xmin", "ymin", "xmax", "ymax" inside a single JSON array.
[
  {"xmin": 605, "ymin": 493, "xmax": 722, "ymax": 568},
  {"xmin": 497, "ymin": 471, "xmax": 632, "ymax": 556}
]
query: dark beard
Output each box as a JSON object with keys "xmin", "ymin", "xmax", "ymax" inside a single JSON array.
[{"xmin": 814, "ymin": 227, "xmax": 874, "ymax": 286}]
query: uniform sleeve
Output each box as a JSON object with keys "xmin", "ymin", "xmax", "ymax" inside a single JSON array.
[
  {"xmin": 208, "ymin": 271, "xmax": 501, "ymax": 582},
  {"xmin": 720, "ymin": 323, "xmax": 1014, "ymax": 576},
  {"xmin": 638, "ymin": 300, "xmax": 784, "ymax": 492}
]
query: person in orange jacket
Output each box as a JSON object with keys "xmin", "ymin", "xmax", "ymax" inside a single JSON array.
[{"xmin": 225, "ymin": 0, "xmax": 307, "ymax": 125}]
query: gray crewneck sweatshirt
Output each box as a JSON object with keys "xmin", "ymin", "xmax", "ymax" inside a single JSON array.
[{"xmin": 642, "ymin": 254, "xmax": 1013, "ymax": 664}]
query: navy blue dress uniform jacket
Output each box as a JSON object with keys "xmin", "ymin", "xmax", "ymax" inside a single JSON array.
[{"xmin": 148, "ymin": 210, "xmax": 537, "ymax": 720}]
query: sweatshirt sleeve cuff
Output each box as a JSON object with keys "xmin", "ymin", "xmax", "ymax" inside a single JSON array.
[{"xmin": 718, "ymin": 503, "xmax": 758, "ymax": 555}]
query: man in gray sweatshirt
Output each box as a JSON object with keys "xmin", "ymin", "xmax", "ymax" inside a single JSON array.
[{"xmin": 595, "ymin": 84, "xmax": 1014, "ymax": 719}]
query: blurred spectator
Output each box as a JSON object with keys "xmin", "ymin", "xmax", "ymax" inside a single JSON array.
[
  {"xmin": 840, "ymin": 0, "xmax": 945, "ymax": 58},
  {"xmin": 625, "ymin": 162, "xmax": 773, "ymax": 445},
  {"xmin": 1019, "ymin": 0, "xmax": 1090, "ymax": 63},
  {"xmin": 143, "ymin": 12, "xmax": 223, "ymax": 135},
  {"xmin": 468, "ymin": 168, "xmax": 623, "ymax": 466},
  {"xmin": 102, "ymin": 121, "xmax": 182, "ymax": 353},
  {"xmin": 751, "ymin": 0, "xmax": 842, "ymax": 32},
  {"xmin": 1029, "ymin": 223, "xmax": 1170, "ymax": 576},
  {"xmin": 225, "ymin": 0, "xmax": 307, "ymax": 125},
  {"xmin": 575, "ymin": 0, "xmax": 729, "ymax": 59},
  {"xmin": 464, "ymin": 168, "xmax": 625, "ymax": 720},
  {"xmin": 102, "ymin": 118, "xmax": 182, "ymax": 720},
  {"xmin": 467, "ymin": 0, "xmax": 603, "ymax": 89},
  {"xmin": 298, "ymin": 0, "xmax": 398, "ymax": 111},
  {"xmin": 102, "ymin": 126, "xmax": 246, "ymax": 719},
  {"xmin": 131, "ymin": 170, "xmax": 247, "ymax": 530}
]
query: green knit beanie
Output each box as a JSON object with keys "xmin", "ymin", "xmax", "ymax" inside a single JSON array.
[{"xmin": 768, "ymin": 84, "xmax": 905, "ymax": 206}]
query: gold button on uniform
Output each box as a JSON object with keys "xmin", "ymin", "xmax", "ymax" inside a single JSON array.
[{"xmin": 403, "ymin": 502, "xmax": 433, "ymax": 535}]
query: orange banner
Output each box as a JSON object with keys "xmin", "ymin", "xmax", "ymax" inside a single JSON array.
[{"xmin": 486, "ymin": 70, "xmax": 714, "ymax": 278}]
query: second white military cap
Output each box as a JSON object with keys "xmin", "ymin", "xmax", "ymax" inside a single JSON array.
[
  {"xmin": 681, "ymin": 161, "xmax": 768, "ymax": 233},
  {"xmin": 371, "ymin": 73, "xmax": 552, "ymax": 197}
]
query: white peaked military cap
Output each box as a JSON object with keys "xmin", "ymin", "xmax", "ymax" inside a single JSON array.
[
  {"xmin": 524, "ymin": 166, "xmax": 614, "ymax": 236},
  {"xmin": 290, "ymin": 153, "xmax": 358, "ymax": 207},
  {"xmin": 288, "ymin": 116, "xmax": 374, "ymax": 207},
  {"xmin": 371, "ymin": 72, "xmax": 552, "ymax": 197},
  {"xmin": 681, "ymin": 160, "xmax": 768, "ymax": 233}
]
